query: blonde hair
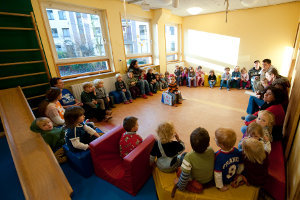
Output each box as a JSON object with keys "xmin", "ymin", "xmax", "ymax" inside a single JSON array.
[
  {"xmin": 234, "ymin": 66, "xmax": 240, "ymax": 71},
  {"xmin": 147, "ymin": 68, "xmax": 153, "ymax": 73},
  {"xmin": 242, "ymin": 138, "xmax": 266, "ymax": 164},
  {"xmin": 258, "ymin": 110, "xmax": 275, "ymax": 133},
  {"xmin": 93, "ymin": 79, "xmax": 104, "ymax": 87},
  {"xmin": 127, "ymin": 71, "xmax": 133, "ymax": 77},
  {"xmin": 115, "ymin": 73, "xmax": 122, "ymax": 79},
  {"xmin": 247, "ymin": 122, "xmax": 263, "ymax": 138},
  {"xmin": 241, "ymin": 67, "xmax": 247, "ymax": 73},
  {"xmin": 36, "ymin": 117, "xmax": 51, "ymax": 128},
  {"xmin": 215, "ymin": 128, "xmax": 236, "ymax": 151},
  {"xmin": 157, "ymin": 122, "xmax": 176, "ymax": 144},
  {"xmin": 82, "ymin": 82, "xmax": 93, "ymax": 90}
]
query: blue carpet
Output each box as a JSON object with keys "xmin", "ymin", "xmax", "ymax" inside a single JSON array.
[{"xmin": 0, "ymin": 137, "xmax": 158, "ymax": 200}]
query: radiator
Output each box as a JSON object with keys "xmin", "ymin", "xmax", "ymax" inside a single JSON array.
[
  {"xmin": 70, "ymin": 74, "xmax": 127, "ymax": 101},
  {"xmin": 166, "ymin": 61, "xmax": 185, "ymax": 74}
]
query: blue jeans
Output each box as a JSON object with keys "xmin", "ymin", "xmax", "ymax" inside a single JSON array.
[
  {"xmin": 119, "ymin": 90, "xmax": 132, "ymax": 102},
  {"xmin": 188, "ymin": 77, "xmax": 197, "ymax": 87},
  {"xmin": 176, "ymin": 76, "xmax": 181, "ymax": 86},
  {"xmin": 220, "ymin": 79, "xmax": 230, "ymax": 89},
  {"xmin": 137, "ymin": 80, "xmax": 150, "ymax": 95},
  {"xmin": 209, "ymin": 80, "xmax": 216, "ymax": 88},
  {"xmin": 241, "ymin": 114, "xmax": 257, "ymax": 135},
  {"xmin": 149, "ymin": 82, "xmax": 158, "ymax": 93},
  {"xmin": 246, "ymin": 96, "xmax": 264, "ymax": 114}
]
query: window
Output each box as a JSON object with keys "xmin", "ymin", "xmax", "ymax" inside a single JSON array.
[
  {"xmin": 122, "ymin": 19, "xmax": 152, "ymax": 66},
  {"xmin": 58, "ymin": 11, "xmax": 67, "ymax": 20},
  {"xmin": 47, "ymin": 10, "xmax": 54, "ymax": 20},
  {"xmin": 165, "ymin": 24, "xmax": 179, "ymax": 62},
  {"xmin": 51, "ymin": 28, "xmax": 58, "ymax": 38},
  {"xmin": 43, "ymin": 5, "xmax": 112, "ymax": 78}
]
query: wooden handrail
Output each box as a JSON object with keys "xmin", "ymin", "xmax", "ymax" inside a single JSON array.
[
  {"xmin": 21, "ymin": 82, "xmax": 49, "ymax": 89},
  {"xmin": 0, "ymin": 27, "xmax": 34, "ymax": 31},
  {"xmin": 26, "ymin": 94, "xmax": 46, "ymax": 100},
  {"xmin": 0, "ymin": 12, "xmax": 31, "ymax": 17},
  {"xmin": 0, "ymin": 72, "xmax": 46, "ymax": 81},
  {"xmin": 0, "ymin": 60, "xmax": 43, "ymax": 67},
  {"xmin": 0, "ymin": 87, "xmax": 72, "ymax": 199},
  {"xmin": 0, "ymin": 49, "xmax": 40, "ymax": 53}
]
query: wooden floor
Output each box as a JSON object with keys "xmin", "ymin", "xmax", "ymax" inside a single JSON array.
[{"xmin": 95, "ymin": 87, "xmax": 250, "ymax": 152}]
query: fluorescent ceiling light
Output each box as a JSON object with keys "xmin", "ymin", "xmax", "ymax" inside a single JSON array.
[{"xmin": 187, "ymin": 7, "xmax": 203, "ymax": 15}]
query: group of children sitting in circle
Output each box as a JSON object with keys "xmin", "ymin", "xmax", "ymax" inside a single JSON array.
[{"xmin": 29, "ymin": 58, "xmax": 287, "ymax": 196}]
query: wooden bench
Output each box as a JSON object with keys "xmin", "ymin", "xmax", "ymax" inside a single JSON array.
[{"xmin": 0, "ymin": 87, "xmax": 72, "ymax": 200}]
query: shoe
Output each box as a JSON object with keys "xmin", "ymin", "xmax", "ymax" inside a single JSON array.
[
  {"xmin": 147, "ymin": 92, "xmax": 153, "ymax": 96},
  {"xmin": 219, "ymin": 87, "xmax": 222, "ymax": 90},
  {"xmin": 227, "ymin": 88, "xmax": 230, "ymax": 91},
  {"xmin": 129, "ymin": 99, "xmax": 133, "ymax": 103},
  {"xmin": 142, "ymin": 94, "xmax": 148, "ymax": 99},
  {"xmin": 240, "ymin": 87, "xmax": 243, "ymax": 90},
  {"xmin": 172, "ymin": 104, "xmax": 178, "ymax": 107},
  {"xmin": 103, "ymin": 115, "xmax": 112, "ymax": 122},
  {"xmin": 124, "ymin": 101, "xmax": 129, "ymax": 104},
  {"xmin": 106, "ymin": 110, "xmax": 112, "ymax": 115},
  {"xmin": 110, "ymin": 105, "xmax": 116, "ymax": 108},
  {"xmin": 178, "ymin": 101, "xmax": 182, "ymax": 104},
  {"xmin": 241, "ymin": 116, "xmax": 245, "ymax": 120}
]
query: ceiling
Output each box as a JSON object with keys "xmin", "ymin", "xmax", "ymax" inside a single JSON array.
[{"xmin": 125, "ymin": 0, "xmax": 298, "ymax": 16}]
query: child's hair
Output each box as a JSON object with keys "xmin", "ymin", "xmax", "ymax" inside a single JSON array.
[
  {"xmin": 225, "ymin": 67, "xmax": 230, "ymax": 71},
  {"xmin": 159, "ymin": 73, "xmax": 164, "ymax": 77},
  {"xmin": 258, "ymin": 110, "xmax": 275, "ymax": 127},
  {"xmin": 234, "ymin": 66, "xmax": 240, "ymax": 71},
  {"xmin": 190, "ymin": 127, "xmax": 210, "ymax": 153},
  {"xmin": 254, "ymin": 60, "xmax": 260, "ymax": 64},
  {"xmin": 123, "ymin": 116, "xmax": 138, "ymax": 132},
  {"xmin": 93, "ymin": 79, "xmax": 104, "ymax": 87},
  {"xmin": 147, "ymin": 68, "xmax": 153, "ymax": 73},
  {"xmin": 241, "ymin": 67, "xmax": 247, "ymax": 73},
  {"xmin": 242, "ymin": 138, "xmax": 266, "ymax": 164},
  {"xmin": 64, "ymin": 106, "xmax": 85, "ymax": 128},
  {"xmin": 215, "ymin": 128, "xmax": 236, "ymax": 151},
  {"xmin": 169, "ymin": 74, "xmax": 175, "ymax": 78},
  {"xmin": 36, "ymin": 117, "xmax": 51, "ymax": 129},
  {"xmin": 155, "ymin": 72, "xmax": 159, "ymax": 76},
  {"xmin": 82, "ymin": 82, "xmax": 93, "ymax": 90},
  {"xmin": 50, "ymin": 77, "xmax": 62, "ymax": 87},
  {"xmin": 209, "ymin": 70, "xmax": 215, "ymax": 74},
  {"xmin": 156, "ymin": 122, "xmax": 175, "ymax": 144},
  {"xmin": 165, "ymin": 71, "xmax": 170, "ymax": 76},
  {"xmin": 115, "ymin": 73, "xmax": 122, "ymax": 79},
  {"xmin": 38, "ymin": 87, "xmax": 62, "ymax": 117},
  {"xmin": 127, "ymin": 72, "xmax": 133, "ymax": 77},
  {"xmin": 197, "ymin": 66, "xmax": 202, "ymax": 70},
  {"xmin": 246, "ymin": 122, "xmax": 263, "ymax": 138}
]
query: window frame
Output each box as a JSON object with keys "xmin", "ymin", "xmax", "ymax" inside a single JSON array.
[
  {"xmin": 121, "ymin": 17, "xmax": 153, "ymax": 67},
  {"xmin": 41, "ymin": 2, "xmax": 114, "ymax": 79},
  {"xmin": 165, "ymin": 24, "xmax": 180, "ymax": 63}
]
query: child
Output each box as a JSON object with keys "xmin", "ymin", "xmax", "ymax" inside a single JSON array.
[
  {"xmin": 172, "ymin": 127, "xmax": 215, "ymax": 197},
  {"xmin": 168, "ymin": 74, "xmax": 183, "ymax": 106},
  {"xmin": 231, "ymin": 66, "xmax": 241, "ymax": 88},
  {"xmin": 208, "ymin": 70, "xmax": 217, "ymax": 88},
  {"xmin": 214, "ymin": 128, "xmax": 241, "ymax": 191},
  {"xmin": 241, "ymin": 138, "xmax": 268, "ymax": 187},
  {"xmin": 126, "ymin": 72, "xmax": 142, "ymax": 99},
  {"xmin": 141, "ymin": 69, "xmax": 147, "ymax": 80},
  {"xmin": 115, "ymin": 74, "xmax": 133, "ymax": 104},
  {"xmin": 256, "ymin": 110, "xmax": 275, "ymax": 142},
  {"xmin": 188, "ymin": 67, "xmax": 197, "ymax": 87},
  {"xmin": 196, "ymin": 66, "xmax": 205, "ymax": 87},
  {"xmin": 80, "ymin": 82, "xmax": 108, "ymax": 121},
  {"xmin": 174, "ymin": 65, "xmax": 182, "ymax": 86},
  {"xmin": 155, "ymin": 72, "xmax": 163, "ymax": 91},
  {"xmin": 181, "ymin": 67, "xmax": 188, "ymax": 86},
  {"xmin": 239, "ymin": 122, "xmax": 271, "ymax": 154},
  {"xmin": 147, "ymin": 68, "xmax": 158, "ymax": 93},
  {"xmin": 64, "ymin": 106, "xmax": 101, "ymax": 152},
  {"xmin": 160, "ymin": 73, "xmax": 168, "ymax": 89},
  {"xmin": 30, "ymin": 117, "xmax": 66, "ymax": 163},
  {"xmin": 240, "ymin": 68, "xmax": 250, "ymax": 89},
  {"xmin": 150, "ymin": 122, "xmax": 185, "ymax": 173},
  {"xmin": 93, "ymin": 79, "xmax": 114, "ymax": 115},
  {"xmin": 220, "ymin": 67, "xmax": 231, "ymax": 91},
  {"xmin": 165, "ymin": 71, "xmax": 170, "ymax": 83},
  {"xmin": 119, "ymin": 116, "xmax": 143, "ymax": 158}
]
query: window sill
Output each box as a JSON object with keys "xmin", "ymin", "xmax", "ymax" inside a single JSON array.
[
  {"xmin": 167, "ymin": 60, "xmax": 183, "ymax": 64},
  {"xmin": 62, "ymin": 71, "xmax": 118, "ymax": 83}
]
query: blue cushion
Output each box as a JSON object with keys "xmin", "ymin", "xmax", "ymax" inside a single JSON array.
[
  {"xmin": 109, "ymin": 91, "xmax": 123, "ymax": 104},
  {"xmin": 63, "ymin": 144, "xmax": 94, "ymax": 177}
]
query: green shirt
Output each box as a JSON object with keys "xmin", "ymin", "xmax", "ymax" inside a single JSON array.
[{"xmin": 181, "ymin": 147, "xmax": 215, "ymax": 184}]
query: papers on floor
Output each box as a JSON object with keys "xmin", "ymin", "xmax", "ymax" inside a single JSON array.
[{"xmin": 245, "ymin": 91, "xmax": 256, "ymax": 96}]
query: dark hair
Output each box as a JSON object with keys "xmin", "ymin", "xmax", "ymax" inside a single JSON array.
[
  {"xmin": 267, "ymin": 67, "xmax": 279, "ymax": 77},
  {"xmin": 129, "ymin": 60, "xmax": 138, "ymax": 69},
  {"xmin": 50, "ymin": 77, "xmax": 62, "ymax": 87},
  {"xmin": 123, "ymin": 116, "xmax": 138, "ymax": 132},
  {"xmin": 265, "ymin": 86, "xmax": 284, "ymax": 104},
  {"xmin": 38, "ymin": 87, "xmax": 62, "ymax": 117},
  {"xmin": 254, "ymin": 60, "xmax": 260, "ymax": 63},
  {"xmin": 64, "ymin": 106, "xmax": 85, "ymax": 128},
  {"xmin": 190, "ymin": 127, "xmax": 210, "ymax": 153},
  {"xmin": 225, "ymin": 67, "xmax": 230, "ymax": 71},
  {"xmin": 262, "ymin": 59, "xmax": 271, "ymax": 64}
]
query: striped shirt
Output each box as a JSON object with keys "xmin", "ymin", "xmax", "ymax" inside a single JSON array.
[{"xmin": 168, "ymin": 82, "xmax": 178, "ymax": 93}]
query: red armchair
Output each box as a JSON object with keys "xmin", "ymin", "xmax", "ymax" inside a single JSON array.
[{"xmin": 89, "ymin": 126, "xmax": 155, "ymax": 196}]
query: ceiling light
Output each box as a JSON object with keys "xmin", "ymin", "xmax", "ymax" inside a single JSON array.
[{"xmin": 187, "ymin": 7, "xmax": 203, "ymax": 15}]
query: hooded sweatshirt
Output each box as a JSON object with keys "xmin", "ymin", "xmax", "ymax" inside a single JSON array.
[{"xmin": 30, "ymin": 119, "xmax": 65, "ymax": 152}]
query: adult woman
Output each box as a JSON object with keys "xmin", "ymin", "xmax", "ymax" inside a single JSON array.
[
  {"xmin": 38, "ymin": 87, "xmax": 65, "ymax": 126},
  {"xmin": 242, "ymin": 86, "xmax": 286, "ymax": 141},
  {"xmin": 128, "ymin": 60, "xmax": 152, "ymax": 99}
]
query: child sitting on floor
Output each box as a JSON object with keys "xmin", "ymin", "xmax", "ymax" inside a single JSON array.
[
  {"xmin": 168, "ymin": 74, "xmax": 183, "ymax": 107},
  {"xmin": 93, "ymin": 79, "xmax": 113, "ymax": 116},
  {"xmin": 115, "ymin": 74, "xmax": 133, "ymax": 104},
  {"xmin": 208, "ymin": 70, "xmax": 217, "ymax": 88},
  {"xmin": 172, "ymin": 127, "xmax": 215, "ymax": 197},
  {"xmin": 214, "ymin": 128, "xmax": 241, "ymax": 192},
  {"xmin": 196, "ymin": 66, "xmax": 205, "ymax": 87},
  {"xmin": 160, "ymin": 73, "xmax": 168, "ymax": 89},
  {"xmin": 231, "ymin": 66, "xmax": 241, "ymax": 88},
  {"xmin": 119, "ymin": 116, "xmax": 143, "ymax": 158},
  {"xmin": 64, "ymin": 106, "xmax": 101, "ymax": 152},
  {"xmin": 155, "ymin": 72, "xmax": 163, "ymax": 91},
  {"xmin": 240, "ymin": 67, "xmax": 250, "ymax": 89},
  {"xmin": 147, "ymin": 68, "xmax": 158, "ymax": 93},
  {"xmin": 127, "ymin": 72, "xmax": 141, "ymax": 99},
  {"xmin": 240, "ymin": 138, "xmax": 268, "ymax": 187},
  {"xmin": 30, "ymin": 117, "xmax": 67, "ymax": 163},
  {"xmin": 220, "ymin": 67, "xmax": 231, "ymax": 91},
  {"xmin": 150, "ymin": 122, "xmax": 185, "ymax": 173},
  {"xmin": 256, "ymin": 110, "xmax": 275, "ymax": 142},
  {"xmin": 81, "ymin": 82, "xmax": 108, "ymax": 122},
  {"xmin": 181, "ymin": 67, "xmax": 189, "ymax": 86},
  {"xmin": 188, "ymin": 67, "xmax": 197, "ymax": 87},
  {"xmin": 174, "ymin": 65, "xmax": 182, "ymax": 86},
  {"xmin": 165, "ymin": 71, "xmax": 170, "ymax": 83}
]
